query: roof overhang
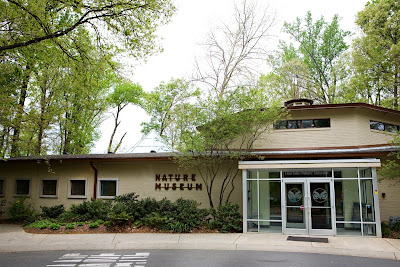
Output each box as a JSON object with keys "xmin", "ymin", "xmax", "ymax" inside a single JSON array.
[{"xmin": 238, "ymin": 158, "xmax": 381, "ymax": 169}]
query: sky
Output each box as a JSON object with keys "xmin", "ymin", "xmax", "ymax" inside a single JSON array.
[{"xmin": 92, "ymin": 0, "xmax": 369, "ymax": 154}]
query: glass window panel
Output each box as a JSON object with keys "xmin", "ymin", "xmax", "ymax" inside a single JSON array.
[
  {"xmin": 259, "ymin": 221, "xmax": 282, "ymax": 233},
  {"xmin": 259, "ymin": 180, "xmax": 281, "ymax": 220},
  {"xmin": 0, "ymin": 180, "xmax": 3, "ymax": 195},
  {"xmin": 370, "ymin": 121, "xmax": 384, "ymax": 131},
  {"xmin": 302, "ymin": 120, "xmax": 313, "ymax": 128},
  {"xmin": 334, "ymin": 180, "xmax": 360, "ymax": 222},
  {"xmin": 361, "ymin": 179, "xmax": 375, "ymax": 222},
  {"xmin": 42, "ymin": 180, "xmax": 57, "ymax": 196},
  {"xmin": 314, "ymin": 119, "xmax": 330, "ymax": 127},
  {"xmin": 16, "ymin": 179, "xmax": 30, "ymax": 195},
  {"xmin": 283, "ymin": 169, "xmax": 332, "ymax": 178},
  {"xmin": 100, "ymin": 180, "xmax": 117, "ymax": 196},
  {"xmin": 311, "ymin": 208, "xmax": 332, "ymax": 230},
  {"xmin": 70, "ymin": 180, "xmax": 86, "ymax": 196},
  {"xmin": 336, "ymin": 223, "xmax": 361, "ymax": 236},
  {"xmin": 286, "ymin": 207, "xmax": 306, "ymax": 229},
  {"xmin": 359, "ymin": 167, "xmax": 372, "ymax": 178},
  {"xmin": 363, "ymin": 224, "xmax": 376, "ymax": 236},
  {"xmin": 259, "ymin": 170, "xmax": 280, "ymax": 179},
  {"xmin": 333, "ymin": 168, "xmax": 358, "ymax": 178},
  {"xmin": 310, "ymin": 182, "xmax": 330, "ymax": 207},
  {"xmin": 274, "ymin": 121, "xmax": 286, "ymax": 129},
  {"xmin": 247, "ymin": 221, "xmax": 258, "ymax": 232},
  {"xmin": 247, "ymin": 180, "xmax": 258, "ymax": 219},
  {"xmin": 287, "ymin": 120, "xmax": 300, "ymax": 129},
  {"xmin": 247, "ymin": 170, "xmax": 257, "ymax": 179},
  {"xmin": 385, "ymin": 123, "xmax": 398, "ymax": 133},
  {"xmin": 286, "ymin": 183, "xmax": 303, "ymax": 206}
]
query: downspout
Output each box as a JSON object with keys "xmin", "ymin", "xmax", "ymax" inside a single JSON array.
[{"xmin": 90, "ymin": 161, "xmax": 98, "ymax": 200}]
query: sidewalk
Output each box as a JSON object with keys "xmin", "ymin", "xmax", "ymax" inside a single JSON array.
[{"xmin": 0, "ymin": 224, "xmax": 399, "ymax": 261}]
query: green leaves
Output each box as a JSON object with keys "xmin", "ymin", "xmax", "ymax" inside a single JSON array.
[{"xmin": 282, "ymin": 11, "xmax": 351, "ymax": 104}]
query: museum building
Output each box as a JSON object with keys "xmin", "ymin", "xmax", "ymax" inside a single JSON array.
[{"xmin": 0, "ymin": 100, "xmax": 399, "ymax": 237}]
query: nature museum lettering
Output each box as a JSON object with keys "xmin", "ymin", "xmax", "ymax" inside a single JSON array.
[{"xmin": 155, "ymin": 174, "xmax": 202, "ymax": 190}]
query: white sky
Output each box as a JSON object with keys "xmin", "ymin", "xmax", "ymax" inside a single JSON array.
[{"xmin": 92, "ymin": 0, "xmax": 368, "ymax": 154}]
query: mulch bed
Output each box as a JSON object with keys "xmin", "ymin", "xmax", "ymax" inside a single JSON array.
[{"xmin": 23, "ymin": 224, "xmax": 219, "ymax": 234}]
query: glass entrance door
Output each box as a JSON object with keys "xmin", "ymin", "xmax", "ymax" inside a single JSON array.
[{"xmin": 283, "ymin": 179, "xmax": 334, "ymax": 235}]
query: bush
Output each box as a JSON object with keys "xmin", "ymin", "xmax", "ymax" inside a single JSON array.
[
  {"xmin": 7, "ymin": 197, "xmax": 37, "ymax": 223},
  {"xmin": 210, "ymin": 203, "xmax": 242, "ymax": 233},
  {"xmin": 89, "ymin": 219, "xmax": 103, "ymax": 228},
  {"xmin": 70, "ymin": 199, "xmax": 112, "ymax": 221},
  {"xmin": 25, "ymin": 220, "xmax": 53, "ymax": 229},
  {"xmin": 66, "ymin": 223, "xmax": 76, "ymax": 229},
  {"xmin": 41, "ymin": 205, "xmax": 65, "ymax": 219},
  {"xmin": 49, "ymin": 223, "xmax": 61, "ymax": 230},
  {"xmin": 382, "ymin": 222, "xmax": 391, "ymax": 237}
]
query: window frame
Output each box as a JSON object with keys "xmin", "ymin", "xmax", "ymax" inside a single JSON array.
[
  {"xmin": 370, "ymin": 120, "xmax": 399, "ymax": 133},
  {"xmin": 274, "ymin": 118, "xmax": 331, "ymax": 130},
  {"xmin": 14, "ymin": 178, "xmax": 31, "ymax": 197},
  {"xmin": 0, "ymin": 178, "xmax": 5, "ymax": 197},
  {"xmin": 68, "ymin": 179, "xmax": 88, "ymax": 199},
  {"xmin": 97, "ymin": 178, "xmax": 119, "ymax": 199},
  {"xmin": 40, "ymin": 179, "xmax": 58, "ymax": 198}
]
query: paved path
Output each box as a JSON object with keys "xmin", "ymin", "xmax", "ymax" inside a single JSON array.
[{"xmin": 1, "ymin": 224, "xmax": 399, "ymax": 261}]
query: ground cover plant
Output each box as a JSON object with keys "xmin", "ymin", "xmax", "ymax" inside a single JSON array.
[{"xmin": 21, "ymin": 193, "xmax": 243, "ymax": 234}]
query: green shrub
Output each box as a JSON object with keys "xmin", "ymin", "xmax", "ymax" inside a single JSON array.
[
  {"xmin": 210, "ymin": 203, "xmax": 242, "ymax": 233},
  {"xmin": 382, "ymin": 222, "xmax": 391, "ymax": 237},
  {"xmin": 70, "ymin": 199, "xmax": 112, "ymax": 221},
  {"xmin": 41, "ymin": 205, "xmax": 65, "ymax": 219},
  {"xmin": 89, "ymin": 219, "xmax": 103, "ymax": 228},
  {"xmin": 25, "ymin": 220, "xmax": 53, "ymax": 229},
  {"xmin": 49, "ymin": 223, "xmax": 61, "ymax": 230},
  {"xmin": 66, "ymin": 223, "xmax": 76, "ymax": 229},
  {"xmin": 76, "ymin": 222, "xmax": 85, "ymax": 226},
  {"xmin": 142, "ymin": 212, "xmax": 173, "ymax": 229},
  {"xmin": 7, "ymin": 197, "xmax": 37, "ymax": 223}
]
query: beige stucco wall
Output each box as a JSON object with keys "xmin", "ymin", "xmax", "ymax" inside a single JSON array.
[
  {"xmin": 0, "ymin": 159, "xmax": 243, "ymax": 217},
  {"xmin": 253, "ymin": 107, "xmax": 399, "ymax": 149}
]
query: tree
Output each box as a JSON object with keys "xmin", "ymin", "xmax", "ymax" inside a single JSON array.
[
  {"xmin": 141, "ymin": 78, "xmax": 199, "ymax": 149},
  {"xmin": 0, "ymin": 0, "xmax": 175, "ymax": 58},
  {"xmin": 351, "ymin": 0, "xmax": 400, "ymax": 110},
  {"xmin": 107, "ymin": 81, "xmax": 143, "ymax": 153},
  {"xmin": 193, "ymin": 0, "xmax": 276, "ymax": 101},
  {"xmin": 282, "ymin": 11, "xmax": 351, "ymax": 103},
  {"xmin": 160, "ymin": 1, "xmax": 287, "ymax": 208}
]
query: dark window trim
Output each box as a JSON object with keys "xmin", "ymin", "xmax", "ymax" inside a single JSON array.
[
  {"xmin": 0, "ymin": 179, "xmax": 4, "ymax": 197},
  {"xmin": 274, "ymin": 119, "xmax": 331, "ymax": 130},
  {"xmin": 15, "ymin": 178, "xmax": 31, "ymax": 196},
  {"xmin": 40, "ymin": 179, "xmax": 58, "ymax": 198},
  {"xmin": 370, "ymin": 120, "xmax": 399, "ymax": 133}
]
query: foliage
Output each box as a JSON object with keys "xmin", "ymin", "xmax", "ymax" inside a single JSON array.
[
  {"xmin": 381, "ymin": 222, "xmax": 392, "ymax": 237},
  {"xmin": 25, "ymin": 220, "xmax": 53, "ymax": 229},
  {"xmin": 107, "ymin": 81, "xmax": 144, "ymax": 153},
  {"xmin": 379, "ymin": 135, "xmax": 400, "ymax": 181},
  {"xmin": 49, "ymin": 223, "xmax": 61, "ymax": 230},
  {"xmin": 210, "ymin": 203, "xmax": 242, "ymax": 233},
  {"xmin": 70, "ymin": 199, "xmax": 112, "ymax": 221},
  {"xmin": 0, "ymin": 0, "xmax": 175, "ymax": 57},
  {"xmin": 351, "ymin": 0, "xmax": 400, "ymax": 110},
  {"xmin": 141, "ymin": 78, "xmax": 199, "ymax": 149},
  {"xmin": 7, "ymin": 197, "xmax": 37, "ymax": 223},
  {"xmin": 65, "ymin": 223, "xmax": 76, "ymax": 229},
  {"xmin": 276, "ymin": 11, "xmax": 351, "ymax": 104},
  {"xmin": 41, "ymin": 205, "xmax": 65, "ymax": 219},
  {"xmin": 89, "ymin": 220, "xmax": 104, "ymax": 228}
]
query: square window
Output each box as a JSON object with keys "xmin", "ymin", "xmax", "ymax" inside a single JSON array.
[
  {"xmin": 69, "ymin": 180, "xmax": 86, "ymax": 198},
  {"xmin": 98, "ymin": 179, "xmax": 118, "ymax": 198},
  {"xmin": 41, "ymin": 180, "xmax": 57, "ymax": 197},
  {"xmin": 286, "ymin": 120, "xmax": 300, "ymax": 129},
  {"xmin": 0, "ymin": 180, "xmax": 4, "ymax": 196},
  {"xmin": 16, "ymin": 179, "xmax": 30, "ymax": 195}
]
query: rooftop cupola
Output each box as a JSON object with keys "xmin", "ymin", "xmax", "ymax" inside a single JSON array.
[{"xmin": 284, "ymin": 98, "xmax": 314, "ymax": 107}]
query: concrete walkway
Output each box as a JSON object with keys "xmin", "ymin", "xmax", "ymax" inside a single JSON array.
[{"xmin": 0, "ymin": 224, "xmax": 399, "ymax": 261}]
